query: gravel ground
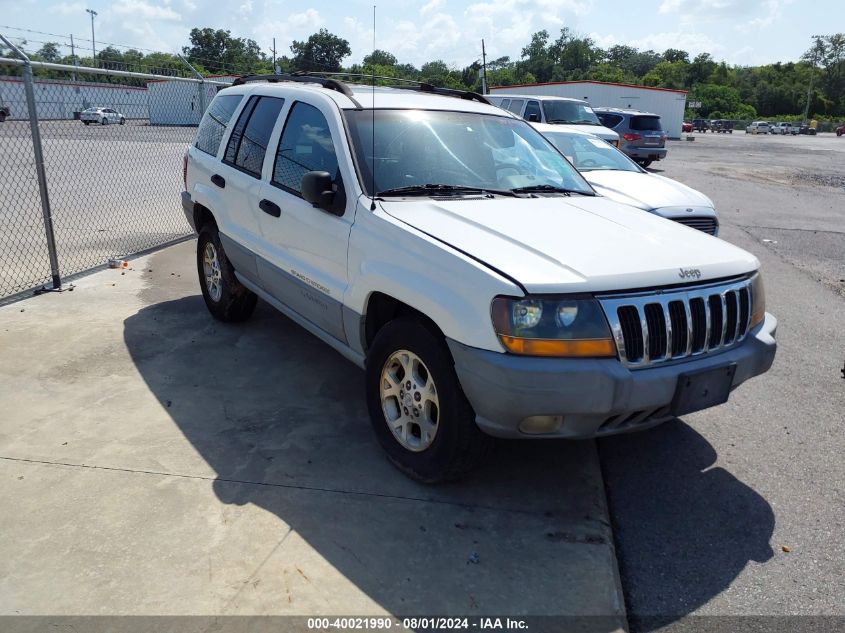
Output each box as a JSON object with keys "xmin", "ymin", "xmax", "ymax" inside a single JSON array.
[{"xmin": 600, "ymin": 132, "xmax": 845, "ymax": 632}]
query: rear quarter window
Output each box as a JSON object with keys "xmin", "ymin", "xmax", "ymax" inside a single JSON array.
[{"xmin": 195, "ymin": 94, "xmax": 244, "ymax": 156}]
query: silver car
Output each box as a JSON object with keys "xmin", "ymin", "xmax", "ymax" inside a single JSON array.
[
  {"xmin": 745, "ymin": 121, "xmax": 771, "ymax": 134},
  {"xmin": 80, "ymin": 107, "xmax": 126, "ymax": 126},
  {"xmin": 535, "ymin": 123, "xmax": 719, "ymax": 236}
]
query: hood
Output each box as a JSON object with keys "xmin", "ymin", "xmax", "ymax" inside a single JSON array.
[
  {"xmin": 585, "ymin": 171, "xmax": 714, "ymax": 212},
  {"xmin": 379, "ymin": 195, "xmax": 756, "ymax": 294}
]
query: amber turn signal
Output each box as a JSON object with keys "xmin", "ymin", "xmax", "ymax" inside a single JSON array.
[{"xmin": 499, "ymin": 336, "xmax": 617, "ymax": 358}]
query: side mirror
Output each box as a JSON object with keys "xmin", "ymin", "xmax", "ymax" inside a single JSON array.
[
  {"xmin": 301, "ymin": 171, "xmax": 337, "ymax": 213},
  {"xmin": 527, "ymin": 113, "xmax": 540, "ymax": 122}
]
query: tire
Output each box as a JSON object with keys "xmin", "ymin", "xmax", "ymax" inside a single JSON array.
[
  {"xmin": 365, "ymin": 317, "xmax": 491, "ymax": 483},
  {"xmin": 837, "ymin": 130, "xmax": 842, "ymax": 137},
  {"xmin": 83, "ymin": 121, "xmax": 90, "ymax": 125},
  {"xmin": 119, "ymin": 117, "xmax": 125, "ymax": 125},
  {"xmin": 0, "ymin": 113, "xmax": 6, "ymax": 123},
  {"xmin": 101, "ymin": 118, "xmax": 107, "ymax": 125},
  {"xmin": 196, "ymin": 224, "xmax": 257, "ymax": 322},
  {"xmin": 638, "ymin": 159, "xmax": 653, "ymax": 168}
]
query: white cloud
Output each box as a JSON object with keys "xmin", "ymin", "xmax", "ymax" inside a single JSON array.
[
  {"xmin": 49, "ymin": 1, "xmax": 86, "ymax": 15},
  {"xmin": 628, "ymin": 31, "xmax": 721, "ymax": 56},
  {"xmin": 239, "ymin": 0, "xmax": 253, "ymax": 17},
  {"xmin": 289, "ymin": 8, "xmax": 322, "ymax": 28},
  {"xmin": 421, "ymin": 0, "xmax": 445, "ymax": 15},
  {"xmin": 111, "ymin": 0, "xmax": 181, "ymax": 21}
]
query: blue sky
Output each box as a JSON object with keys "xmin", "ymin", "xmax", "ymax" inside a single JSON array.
[{"xmin": 0, "ymin": 0, "xmax": 833, "ymax": 69}]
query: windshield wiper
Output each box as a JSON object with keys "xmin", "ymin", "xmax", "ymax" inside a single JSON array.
[
  {"xmin": 376, "ymin": 183, "xmax": 516, "ymax": 197},
  {"xmin": 510, "ymin": 184, "xmax": 595, "ymax": 196}
]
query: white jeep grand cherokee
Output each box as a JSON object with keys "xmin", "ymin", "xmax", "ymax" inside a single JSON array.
[{"xmin": 182, "ymin": 74, "xmax": 777, "ymax": 483}]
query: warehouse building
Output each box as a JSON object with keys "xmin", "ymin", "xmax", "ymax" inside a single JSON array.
[
  {"xmin": 146, "ymin": 75, "xmax": 235, "ymax": 125},
  {"xmin": 490, "ymin": 81, "xmax": 688, "ymax": 139}
]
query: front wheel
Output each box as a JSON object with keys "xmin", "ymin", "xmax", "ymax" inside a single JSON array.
[
  {"xmin": 101, "ymin": 118, "xmax": 107, "ymax": 125},
  {"xmin": 196, "ymin": 225, "xmax": 257, "ymax": 322},
  {"xmin": 366, "ymin": 317, "xmax": 491, "ymax": 483},
  {"xmin": 83, "ymin": 121, "xmax": 90, "ymax": 126},
  {"xmin": 119, "ymin": 117, "xmax": 125, "ymax": 125}
]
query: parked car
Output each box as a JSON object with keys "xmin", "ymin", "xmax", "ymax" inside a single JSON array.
[
  {"xmin": 772, "ymin": 122, "xmax": 798, "ymax": 135},
  {"xmin": 746, "ymin": 121, "xmax": 771, "ymax": 134},
  {"xmin": 534, "ymin": 124, "xmax": 719, "ymax": 236},
  {"xmin": 682, "ymin": 121, "xmax": 693, "ymax": 133},
  {"xmin": 182, "ymin": 74, "xmax": 777, "ymax": 482},
  {"xmin": 593, "ymin": 107, "xmax": 667, "ymax": 168},
  {"xmin": 798, "ymin": 122, "xmax": 817, "ymax": 135},
  {"xmin": 0, "ymin": 104, "xmax": 9, "ymax": 123},
  {"xmin": 692, "ymin": 118, "xmax": 709, "ymax": 132},
  {"xmin": 835, "ymin": 123, "xmax": 844, "ymax": 136},
  {"xmin": 710, "ymin": 119, "xmax": 733, "ymax": 133},
  {"xmin": 487, "ymin": 94, "xmax": 620, "ymax": 146},
  {"xmin": 80, "ymin": 107, "xmax": 125, "ymax": 125}
]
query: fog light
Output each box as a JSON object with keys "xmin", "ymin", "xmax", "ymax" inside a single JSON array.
[{"xmin": 519, "ymin": 415, "xmax": 564, "ymax": 435}]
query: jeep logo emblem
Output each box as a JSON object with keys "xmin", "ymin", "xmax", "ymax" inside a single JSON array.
[{"xmin": 678, "ymin": 267, "xmax": 702, "ymax": 279}]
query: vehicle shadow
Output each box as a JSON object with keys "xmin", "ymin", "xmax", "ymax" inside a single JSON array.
[
  {"xmin": 599, "ymin": 421, "xmax": 775, "ymax": 632},
  {"xmin": 122, "ymin": 293, "xmax": 624, "ymax": 628}
]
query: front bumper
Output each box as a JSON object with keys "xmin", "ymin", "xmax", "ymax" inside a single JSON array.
[{"xmin": 448, "ymin": 312, "xmax": 777, "ymax": 439}]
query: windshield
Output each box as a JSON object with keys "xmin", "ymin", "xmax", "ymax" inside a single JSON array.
[
  {"xmin": 542, "ymin": 101, "xmax": 601, "ymax": 125},
  {"xmin": 344, "ymin": 109, "xmax": 594, "ymax": 197},
  {"xmin": 543, "ymin": 132, "xmax": 641, "ymax": 173}
]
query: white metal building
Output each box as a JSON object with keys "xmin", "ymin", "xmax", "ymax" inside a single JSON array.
[
  {"xmin": 0, "ymin": 75, "xmax": 148, "ymax": 120},
  {"xmin": 146, "ymin": 75, "xmax": 235, "ymax": 125},
  {"xmin": 490, "ymin": 81, "xmax": 688, "ymax": 139}
]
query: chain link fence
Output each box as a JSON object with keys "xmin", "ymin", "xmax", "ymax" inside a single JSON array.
[{"xmin": 0, "ymin": 37, "xmax": 232, "ymax": 302}]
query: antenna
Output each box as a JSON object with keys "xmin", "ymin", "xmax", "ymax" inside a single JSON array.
[{"xmin": 370, "ymin": 5, "xmax": 377, "ymax": 211}]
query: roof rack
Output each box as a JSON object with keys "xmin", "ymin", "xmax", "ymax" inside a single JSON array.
[
  {"xmin": 292, "ymin": 71, "xmax": 492, "ymax": 105},
  {"xmin": 231, "ymin": 73, "xmax": 362, "ymax": 107}
]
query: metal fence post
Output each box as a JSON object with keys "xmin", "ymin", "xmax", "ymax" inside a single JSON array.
[{"xmin": 0, "ymin": 34, "xmax": 62, "ymax": 290}]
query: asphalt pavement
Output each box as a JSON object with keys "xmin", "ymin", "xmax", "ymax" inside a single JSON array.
[{"xmin": 600, "ymin": 132, "xmax": 845, "ymax": 631}]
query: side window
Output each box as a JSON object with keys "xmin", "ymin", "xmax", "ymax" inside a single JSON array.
[
  {"xmin": 223, "ymin": 95, "xmax": 285, "ymax": 177},
  {"xmin": 507, "ymin": 99, "xmax": 525, "ymax": 114},
  {"xmin": 499, "ymin": 98, "xmax": 511, "ymax": 110},
  {"xmin": 597, "ymin": 113, "xmax": 623, "ymax": 128},
  {"xmin": 196, "ymin": 94, "xmax": 243, "ymax": 156},
  {"xmin": 273, "ymin": 102, "xmax": 339, "ymax": 195},
  {"xmin": 524, "ymin": 100, "xmax": 541, "ymax": 121}
]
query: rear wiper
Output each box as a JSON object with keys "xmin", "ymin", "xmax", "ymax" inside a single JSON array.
[
  {"xmin": 376, "ymin": 183, "xmax": 516, "ymax": 197},
  {"xmin": 510, "ymin": 184, "xmax": 595, "ymax": 196}
]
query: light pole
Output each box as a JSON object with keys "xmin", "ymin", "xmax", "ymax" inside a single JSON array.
[
  {"xmin": 86, "ymin": 8, "xmax": 97, "ymax": 62},
  {"xmin": 803, "ymin": 34, "xmax": 824, "ymax": 124}
]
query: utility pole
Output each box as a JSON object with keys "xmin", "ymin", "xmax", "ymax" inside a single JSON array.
[
  {"xmin": 481, "ymin": 39, "xmax": 488, "ymax": 94},
  {"xmin": 70, "ymin": 33, "xmax": 76, "ymax": 81},
  {"xmin": 86, "ymin": 8, "xmax": 97, "ymax": 63},
  {"xmin": 270, "ymin": 37, "xmax": 278, "ymax": 73},
  {"xmin": 803, "ymin": 34, "xmax": 824, "ymax": 124}
]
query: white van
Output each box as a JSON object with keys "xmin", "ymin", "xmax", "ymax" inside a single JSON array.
[{"xmin": 487, "ymin": 94, "xmax": 620, "ymax": 146}]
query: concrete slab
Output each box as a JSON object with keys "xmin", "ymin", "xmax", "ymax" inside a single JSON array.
[{"xmin": 0, "ymin": 240, "xmax": 625, "ymax": 626}]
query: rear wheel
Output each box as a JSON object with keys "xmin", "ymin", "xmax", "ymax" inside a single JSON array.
[
  {"xmin": 638, "ymin": 159, "xmax": 653, "ymax": 168},
  {"xmin": 197, "ymin": 224, "xmax": 257, "ymax": 322},
  {"xmin": 366, "ymin": 317, "xmax": 491, "ymax": 483},
  {"xmin": 101, "ymin": 117, "xmax": 107, "ymax": 125},
  {"xmin": 119, "ymin": 117, "xmax": 125, "ymax": 125},
  {"xmin": 83, "ymin": 121, "xmax": 90, "ymax": 126}
]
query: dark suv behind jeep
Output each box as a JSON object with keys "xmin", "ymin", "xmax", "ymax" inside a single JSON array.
[{"xmin": 594, "ymin": 108, "xmax": 667, "ymax": 168}]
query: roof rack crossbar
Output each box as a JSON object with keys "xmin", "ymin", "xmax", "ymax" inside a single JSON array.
[{"xmin": 231, "ymin": 73, "xmax": 363, "ymax": 108}]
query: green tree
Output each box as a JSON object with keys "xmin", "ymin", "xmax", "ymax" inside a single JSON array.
[
  {"xmin": 642, "ymin": 60, "xmax": 688, "ymax": 89},
  {"xmin": 183, "ymin": 28, "xmax": 266, "ymax": 74},
  {"xmin": 36, "ymin": 42, "xmax": 62, "ymax": 63},
  {"xmin": 290, "ymin": 28, "xmax": 351, "ymax": 72},
  {"xmin": 662, "ymin": 48, "xmax": 689, "ymax": 63},
  {"xmin": 363, "ymin": 49, "xmax": 396, "ymax": 67}
]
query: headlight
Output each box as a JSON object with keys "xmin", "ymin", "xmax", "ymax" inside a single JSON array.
[
  {"xmin": 491, "ymin": 296, "xmax": 617, "ymax": 357},
  {"xmin": 750, "ymin": 272, "xmax": 766, "ymax": 328}
]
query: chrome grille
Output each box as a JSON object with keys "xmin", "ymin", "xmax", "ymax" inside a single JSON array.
[
  {"xmin": 598, "ymin": 277, "xmax": 753, "ymax": 368},
  {"xmin": 671, "ymin": 217, "xmax": 718, "ymax": 235}
]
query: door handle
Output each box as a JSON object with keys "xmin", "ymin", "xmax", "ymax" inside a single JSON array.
[
  {"xmin": 210, "ymin": 174, "xmax": 225, "ymax": 188},
  {"xmin": 259, "ymin": 199, "xmax": 281, "ymax": 218}
]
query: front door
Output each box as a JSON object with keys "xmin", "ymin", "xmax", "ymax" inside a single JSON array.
[{"xmin": 255, "ymin": 99, "xmax": 355, "ymax": 343}]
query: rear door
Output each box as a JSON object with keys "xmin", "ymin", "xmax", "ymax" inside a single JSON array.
[
  {"xmin": 255, "ymin": 99, "xmax": 355, "ymax": 342},
  {"xmin": 215, "ymin": 94, "xmax": 286, "ymax": 284}
]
